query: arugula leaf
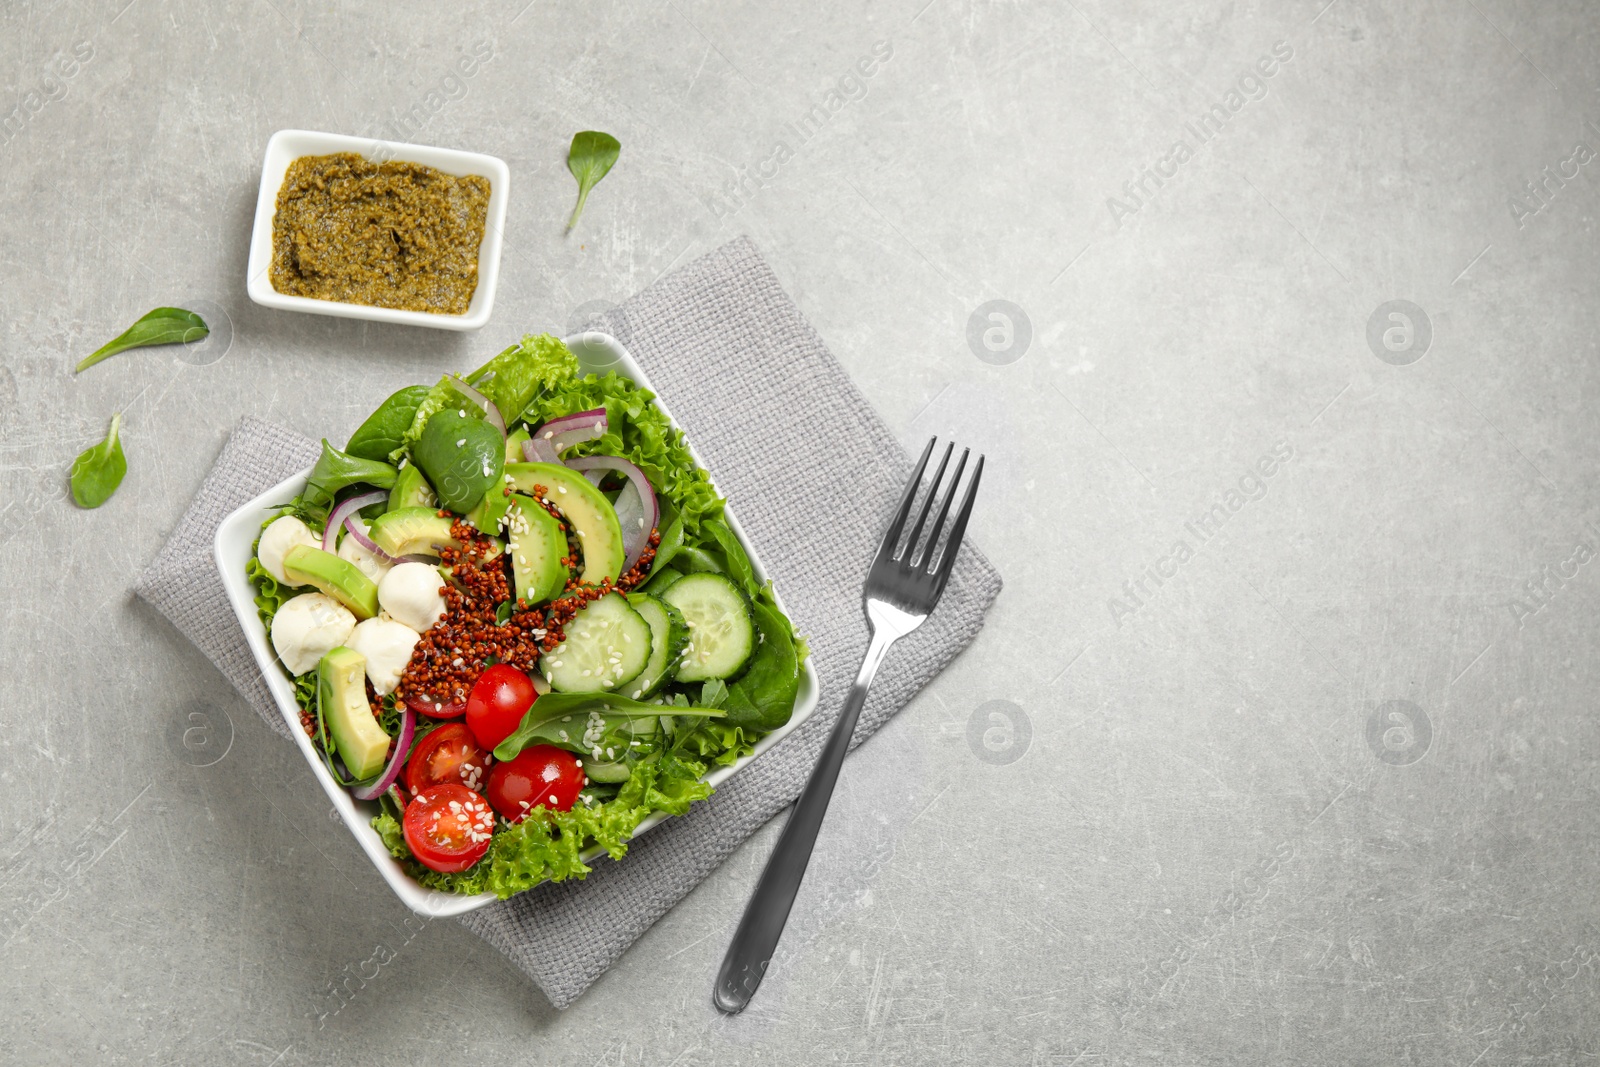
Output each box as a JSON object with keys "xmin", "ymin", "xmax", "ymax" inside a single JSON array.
[
  {"xmin": 565, "ymin": 130, "xmax": 620, "ymax": 231},
  {"xmin": 69, "ymin": 413, "xmax": 128, "ymax": 508},
  {"xmin": 345, "ymin": 385, "xmax": 431, "ymax": 461},
  {"xmin": 75, "ymin": 307, "xmax": 209, "ymax": 373}
]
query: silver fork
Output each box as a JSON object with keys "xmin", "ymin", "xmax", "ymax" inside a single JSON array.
[{"xmin": 713, "ymin": 437, "xmax": 984, "ymax": 1013}]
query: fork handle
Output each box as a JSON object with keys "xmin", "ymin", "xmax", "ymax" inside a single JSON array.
[{"xmin": 712, "ymin": 627, "xmax": 898, "ymax": 1013}]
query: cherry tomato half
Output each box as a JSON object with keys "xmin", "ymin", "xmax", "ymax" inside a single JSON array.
[
  {"xmin": 405, "ymin": 693, "xmax": 467, "ymax": 720},
  {"xmin": 465, "ymin": 663, "xmax": 537, "ymax": 751},
  {"xmin": 486, "ymin": 745, "xmax": 586, "ymax": 822},
  {"xmin": 404, "ymin": 723, "xmax": 492, "ymax": 795},
  {"xmin": 402, "ymin": 784, "xmax": 495, "ymax": 873}
]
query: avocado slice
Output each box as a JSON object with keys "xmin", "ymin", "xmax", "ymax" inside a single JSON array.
[
  {"xmin": 282, "ymin": 545, "xmax": 379, "ymax": 620},
  {"xmin": 388, "ymin": 464, "xmax": 436, "ymax": 511},
  {"xmin": 507, "ymin": 494, "xmax": 569, "ymax": 605},
  {"xmin": 367, "ymin": 506, "xmax": 504, "ymax": 561},
  {"xmin": 368, "ymin": 507, "xmax": 455, "ymax": 557},
  {"xmin": 505, "ymin": 427, "xmax": 530, "ymax": 464},
  {"xmin": 318, "ymin": 646, "xmax": 390, "ymax": 780},
  {"xmin": 465, "ymin": 485, "xmax": 513, "ymax": 536},
  {"xmin": 505, "ymin": 462, "xmax": 625, "ymax": 585}
]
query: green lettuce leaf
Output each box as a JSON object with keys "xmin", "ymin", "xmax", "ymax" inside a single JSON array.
[
  {"xmin": 245, "ymin": 556, "xmax": 296, "ymax": 632},
  {"xmin": 465, "ymin": 333, "xmax": 582, "ymax": 426},
  {"xmin": 676, "ymin": 720, "xmax": 757, "ymax": 767}
]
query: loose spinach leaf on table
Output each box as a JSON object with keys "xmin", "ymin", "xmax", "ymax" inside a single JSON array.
[
  {"xmin": 75, "ymin": 307, "xmax": 208, "ymax": 373},
  {"xmin": 565, "ymin": 130, "xmax": 620, "ymax": 231},
  {"xmin": 70, "ymin": 412, "xmax": 128, "ymax": 508}
]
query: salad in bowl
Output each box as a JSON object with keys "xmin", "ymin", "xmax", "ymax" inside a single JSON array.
[{"xmin": 241, "ymin": 334, "xmax": 808, "ymax": 902}]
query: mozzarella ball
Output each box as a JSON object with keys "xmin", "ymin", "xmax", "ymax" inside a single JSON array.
[
  {"xmin": 337, "ymin": 518, "xmax": 394, "ymax": 583},
  {"xmin": 378, "ymin": 562, "xmax": 448, "ymax": 633},
  {"xmin": 345, "ymin": 616, "xmax": 421, "ymax": 696},
  {"xmin": 257, "ymin": 515, "xmax": 322, "ymax": 585},
  {"xmin": 270, "ymin": 592, "xmax": 356, "ymax": 676}
]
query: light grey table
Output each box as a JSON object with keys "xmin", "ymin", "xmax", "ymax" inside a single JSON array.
[{"xmin": 3, "ymin": 1, "xmax": 1597, "ymax": 1063}]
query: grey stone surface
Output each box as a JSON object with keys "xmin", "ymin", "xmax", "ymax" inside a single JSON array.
[{"xmin": 2, "ymin": 0, "xmax": 1597, "ymax": 1063}]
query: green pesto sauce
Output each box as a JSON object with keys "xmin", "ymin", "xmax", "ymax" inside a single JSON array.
[{"xmin": 270, "ymin": 152, "xmax": 490, "ymax": 315}]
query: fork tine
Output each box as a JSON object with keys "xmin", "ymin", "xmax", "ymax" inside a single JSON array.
[
  {"xmin": 876, "ymin": 437, "xmax": 937, "ymax": 560},
  {"xmin": 928, "ymin": 454, "xmax": 983, "ymax": 589},
  {"xmin": 911, "ymin": 447, "xmax": 968, "ymax": 570},
  {"xmin": 901, "ymin": 441, "xmax": 954, "ymax": 562}
]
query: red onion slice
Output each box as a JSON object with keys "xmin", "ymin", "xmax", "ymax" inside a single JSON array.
[
  {"xmin": 565, "ymin": 456, "xmax": 658, "ymax": 571},
  {"xmin": 449, "ymin": 375, "xmax": 506, "ymax": 436},
  {"xmin": 521, "ymin": 436, "xmax": 562, "ymax": 464},
  {"xmin": 323, "ymin": 489, "xmax": 390, "ymax": 552},
  {"xmin": 351, "ymin": 701, "xmax": 415, "ymax": 800},
  {"xmin": 533, "ymin": 407, "xmax": 607, "ymax": 456}
]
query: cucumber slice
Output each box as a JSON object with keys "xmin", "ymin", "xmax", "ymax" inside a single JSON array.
[
  {"xmin": 540, "ymin": 593, "xmax": 653, "ymax": 694},
  {"xmin": 625, "ymin": 593, "xmax": 688, "ymax": 699},
  {"xmin": 661, "ymin": 572, "xmax": 755, "ymax": 682}
]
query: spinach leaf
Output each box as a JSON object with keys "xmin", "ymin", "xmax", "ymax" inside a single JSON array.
[
  {"xmin": 650, "ymin": 513, "xmax": 686, "ymax": 575},
  {"xmin": 69, "ymin": 413, "xmax": 128, "ymax": 508},
  {"xmin": 702, "ymin": 518, "xmax": 759, "ymax": 597},
  {"xmin": 392, "ymin": 375, "xmax": 484, "ymax": 462},
  {"xmin": 493, "ymin": 691, "xmax": 722, "ymax": 761},
  {"xmin": 721, "ymin": 596, "xmax": 801, "ymax": 731},
  {"xmin": 345, "ymin": 384, "xmax": 431, "ymax": 461},
  {"xmin": 75, "ymin": 307, "xmax": 208, "ymax": 373},
  {"xmin": 412, "ymin": 409, "xmax": 504, "ymax": 513},
  {"xmin": 299, "ymin": 439, "xmax": 398, "ymax": 519},
  {"xmin": 565, "ymin": 130, "xmax": 620, "ymax": 231}
]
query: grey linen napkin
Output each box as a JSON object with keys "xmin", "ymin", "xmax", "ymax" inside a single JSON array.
[{"xmin": 136, "ymin": 236, "xmax": 1002, "ymax": 1009}]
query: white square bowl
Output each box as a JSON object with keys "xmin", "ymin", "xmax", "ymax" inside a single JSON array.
[
  {"xmin": 245, "ymin": 129, "xmax": 510, "ymax": 332},
  {"xmin": 213, "ymin": 332, "xmax": 820, "ymax": 916}
]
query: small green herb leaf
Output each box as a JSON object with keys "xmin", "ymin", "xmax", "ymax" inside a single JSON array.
[
  {"xmin": 496, "ymin": 600, "xmax": 514, "ymax": 625},
  {"xmin": 70, "ymin": 412, "xmax": 128, "ymax": 509},
  {"xmin": 75, "ymin": 307, "xmax": 209, "ymax": 374},
  {"xmin": 565, "ymin": 130, "xmax": 620, "ymax": 232}
]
